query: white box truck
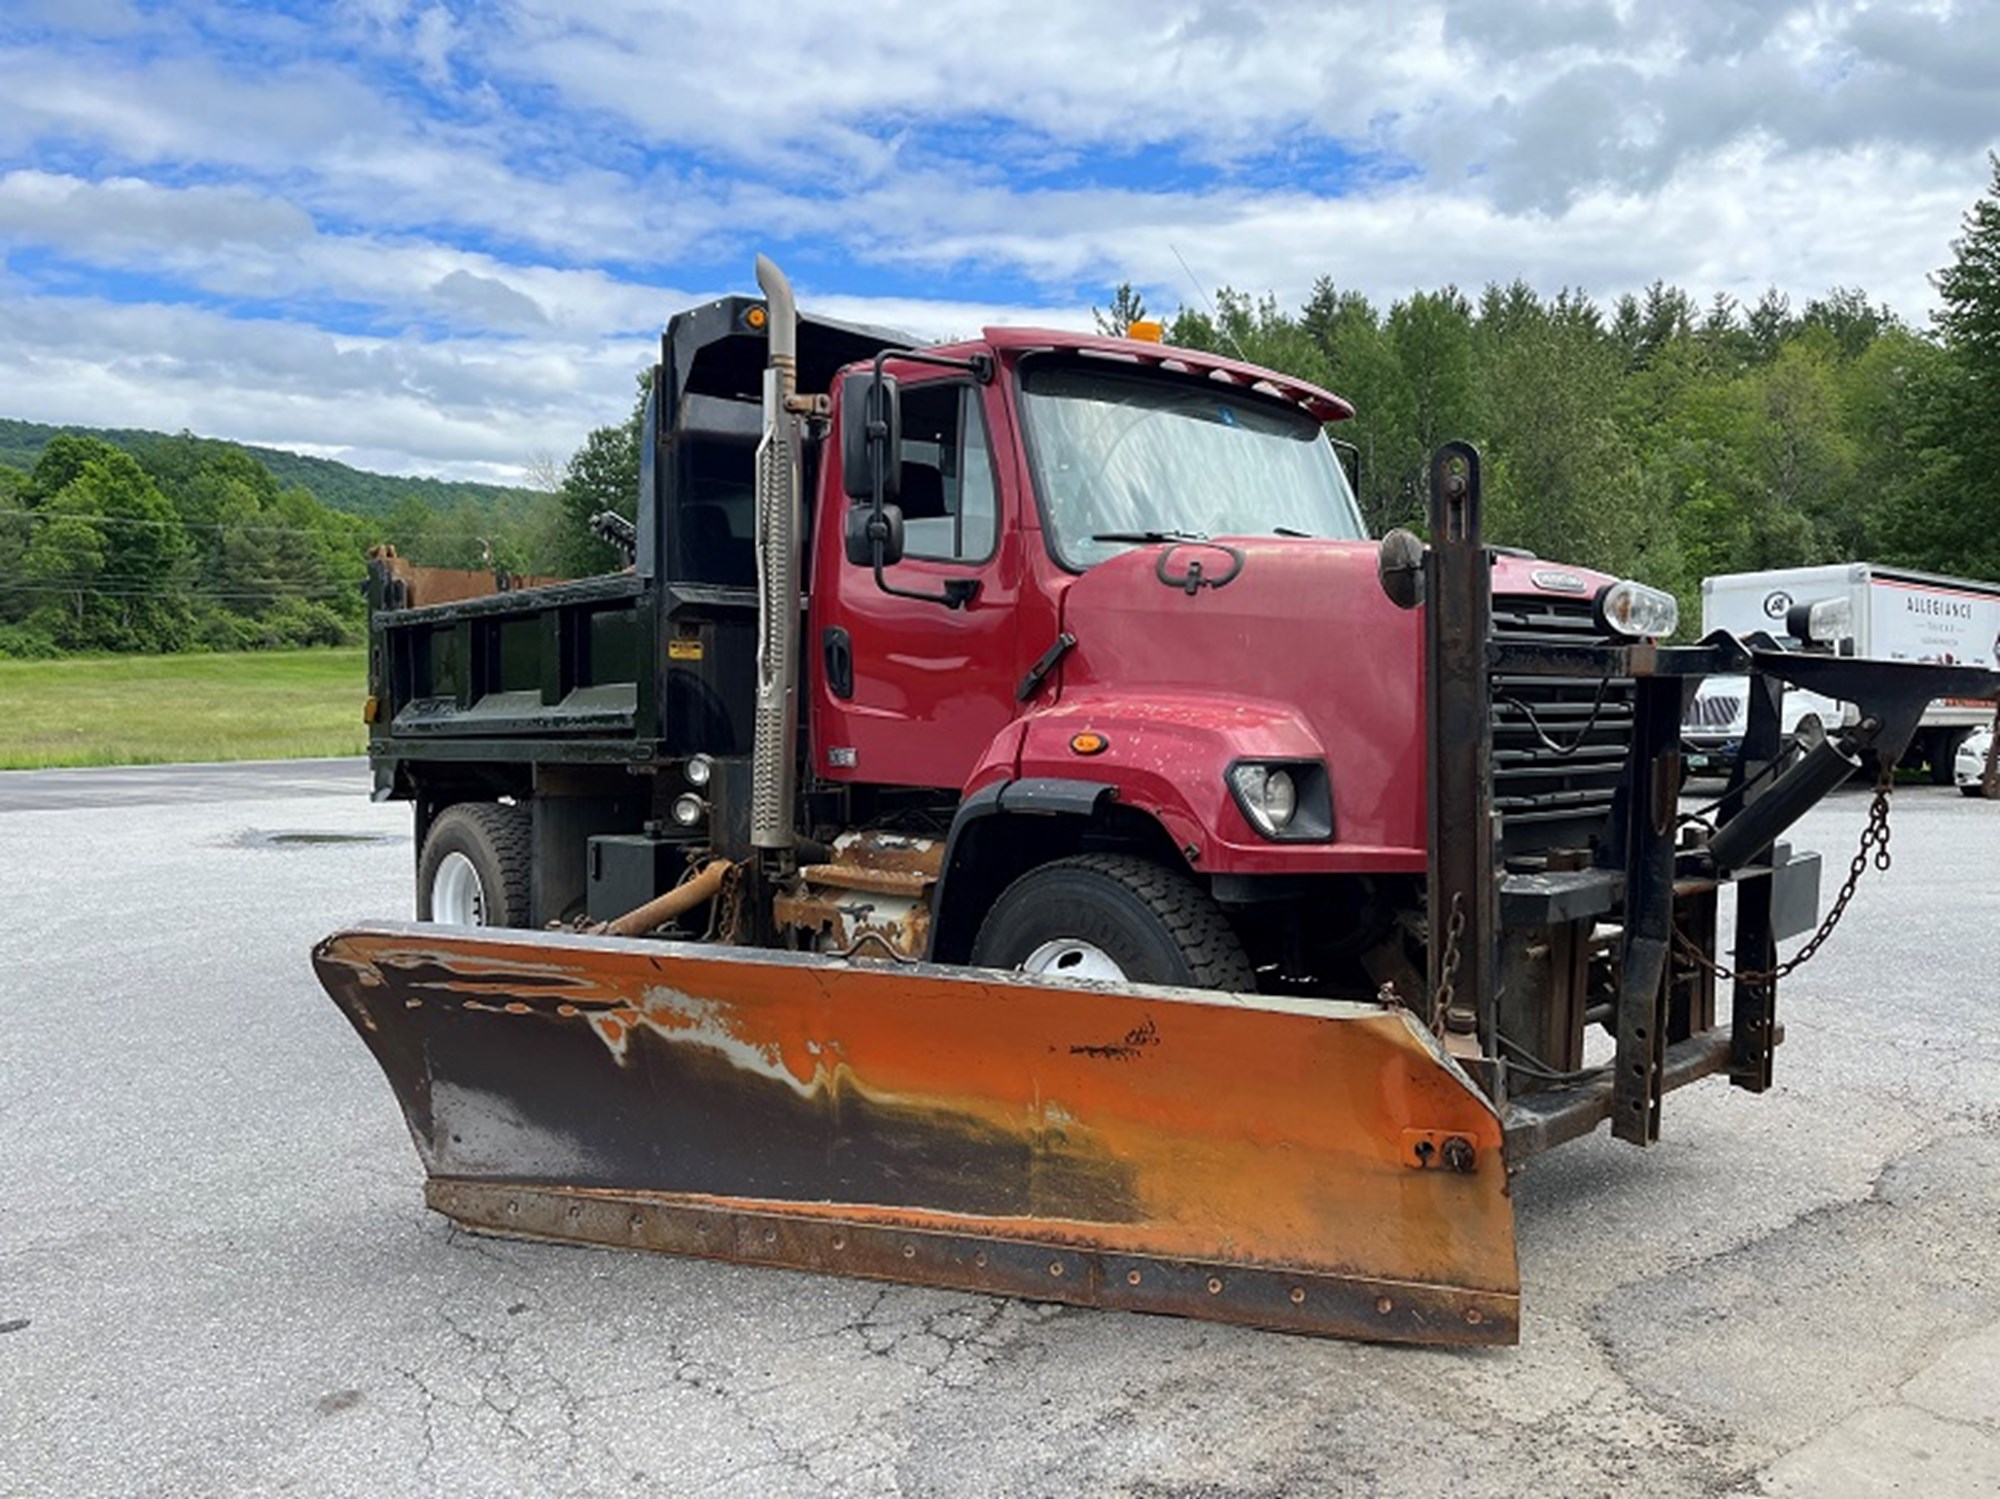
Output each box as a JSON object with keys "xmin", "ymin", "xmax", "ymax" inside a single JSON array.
[{"xmin": 1683, "ymin": 563, "xmax": 2000, "ymax": 781}]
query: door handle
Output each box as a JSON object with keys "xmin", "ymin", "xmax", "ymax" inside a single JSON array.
[{"xmin": 823, "ymin": 627, "xmax": 854, "ymax": 699}]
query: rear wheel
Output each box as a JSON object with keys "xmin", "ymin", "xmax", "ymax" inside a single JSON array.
[
  {"xmin": 969, "ymin": 853, "xmax": 1256, "ymax": 990},
  {"xmin": 418, "ymin": 803, "xmax": 531, "ymax": 927}
]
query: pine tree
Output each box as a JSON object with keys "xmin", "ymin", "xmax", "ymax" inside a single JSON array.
[
  {"xmin": 1913, "ymin": 154, "xmax": 2000, "ymax": 578},
  {"xmin": 1093, "ymin": 283, "xmax": 1149, "ymax": 337}
]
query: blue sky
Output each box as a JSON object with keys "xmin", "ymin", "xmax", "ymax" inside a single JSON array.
[{"xmin": 1, "ymin": 0, "xmax": 1996, "ymax": 481}]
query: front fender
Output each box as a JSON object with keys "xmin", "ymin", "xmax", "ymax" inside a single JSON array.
[{"xmin": 1015, "ymin": 692, "xmax": 1426, "ymax": 876}]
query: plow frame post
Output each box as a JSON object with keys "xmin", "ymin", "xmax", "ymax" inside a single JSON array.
[
  {"xmin": 1424, "ymin": 442, "xmax": 1501, "ymax": 1097},
  {"xmin": 1728, "ymin": 671, "xmax": 1786, "ymax": 1091},
  {"xmin": 1609, "ymin": 677, "xmax": 1679, "ymax": 1144}
]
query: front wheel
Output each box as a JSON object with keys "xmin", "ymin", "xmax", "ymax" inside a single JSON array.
[
  {"xmin": 418, "ymin": 802, "xmax": 531, "ymax": 927},
  {"xmin": 969, "ymin": 853, "xmax": 1256, "ymax": 990}
]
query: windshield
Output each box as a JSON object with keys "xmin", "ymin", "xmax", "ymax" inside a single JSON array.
[{"xmin": 1016, "ymin": 361, "xmax": 1368, "ymax": 569}]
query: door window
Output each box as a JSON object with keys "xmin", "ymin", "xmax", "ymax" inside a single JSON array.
[{"xmin": 897, "ymin": 384, "xmax": 997, "ymax": 564}]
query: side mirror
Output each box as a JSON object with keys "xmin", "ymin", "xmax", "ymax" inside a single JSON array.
[
  {"xmin": 840, "ymin": 370, "xmax": 902, "ymax": 504},
  {"xmin": 844, "ymin": 502, "xmax": 905, "ymax": 568},
  {"xmin": 1377, "ymin": 528, "xmax": 1426, "ymax": 610}
]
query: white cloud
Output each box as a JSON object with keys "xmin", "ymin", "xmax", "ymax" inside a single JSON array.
[
  {"xmin": 0, "ymin": 172, "xmax": 684, "ymax": 336},
  {"xmin": 0, "ymin": 171, "xmax": 313, "ymax": 253},
  {"xmin": 0, "ymin": 0, "xmax": 1994, "ymax": 483},
  {"xmin": 0, "ymin": 294, "xmax": 638, "ymax": 479}
]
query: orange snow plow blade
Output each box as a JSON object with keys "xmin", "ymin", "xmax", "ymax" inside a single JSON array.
[{"xmin": 314, "ymin": 923, "xmax": 1519, "ymax": 1346}]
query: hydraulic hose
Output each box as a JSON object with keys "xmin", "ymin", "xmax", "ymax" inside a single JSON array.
[{"xmin": 592, "ymin": 859, "xmax": 733, "ymax": 938}]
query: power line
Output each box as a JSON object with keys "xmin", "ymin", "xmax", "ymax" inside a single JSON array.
[
  {"xmin": 0, "ymin": 577, "xmax": 363, "ymax": 602},
  {"xmin": 0, "ymin": 506, "xmax": 378, "ymax": 540}
]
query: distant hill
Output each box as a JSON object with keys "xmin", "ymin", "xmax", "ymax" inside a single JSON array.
[{"xmin": 0, "ymin": 417, "xmax": 541, "ymax": 518}]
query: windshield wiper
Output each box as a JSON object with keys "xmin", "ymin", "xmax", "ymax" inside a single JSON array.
[{"xmin": 1089, "ymin": 528, "xmax": 1208, "ymax": 545}]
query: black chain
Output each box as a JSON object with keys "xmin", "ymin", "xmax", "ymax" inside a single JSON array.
[{"xmin": 1673, "ymin": 763, "xmax": 1894, "ymax": 991}]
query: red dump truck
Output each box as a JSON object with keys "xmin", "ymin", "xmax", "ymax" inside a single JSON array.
[{"xmin": 318, "ymin": 257, "xmax": 2000, "ymax": 1346}]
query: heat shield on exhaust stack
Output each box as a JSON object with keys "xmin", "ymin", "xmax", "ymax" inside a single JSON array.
[{"xmin": 313, "ymin": 924, "xmax": 1519, "ymax": 1346}]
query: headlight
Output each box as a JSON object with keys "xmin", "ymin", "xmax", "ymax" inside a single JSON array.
[
  {"xmin": 1231, "ymin": 764, "xmax": 1297, "ymax": 834},
  {"xmin": 684, "ymin": 753, "xmax": 714, "ymax": 787},
  {"xmin": 1784, "ymin": 597, "xmax": 1853, "ymax": 648},
  {"xmin": 1226, "ymin": 760, "xmax": 1332, "ymax": 841},
  {"xmin": 1597, "ymin": 580, "xmax": 1680, "ymax": 639}
]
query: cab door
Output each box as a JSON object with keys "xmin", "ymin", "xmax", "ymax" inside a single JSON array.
[{"xmin": 811, "ymin": 377, "xmax": 1023, "ymax": 791}]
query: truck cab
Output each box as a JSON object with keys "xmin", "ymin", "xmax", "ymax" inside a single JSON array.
[{"xmin": 365, "ymin": 266, "xmax": 1663, "ymax": 1006}]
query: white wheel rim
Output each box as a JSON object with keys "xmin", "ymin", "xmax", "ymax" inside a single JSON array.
[
  {"xmin": 1018, "ymin": 938, "xmax": 1126, "ymax": 981},
  {"xmin": 431, "ymin": 851, "xmax": 487, "ymax": 926}
]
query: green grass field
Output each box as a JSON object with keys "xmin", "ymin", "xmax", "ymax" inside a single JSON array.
[{"xmin": 0, "ymin": 649, "xmax": 369, "ymax": 769}]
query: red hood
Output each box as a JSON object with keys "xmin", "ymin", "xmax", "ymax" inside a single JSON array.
[
  {"xmin": 1049, "ymin": 539, "xmax": 1429, "ymax": 860},
  {"xmin": 1036, "ymin": 540, "xmax": 1623, "ymax": 868}
]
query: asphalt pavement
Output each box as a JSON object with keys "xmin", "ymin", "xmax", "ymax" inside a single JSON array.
[
  {"xmin": 0, "ymin": 757, "xmax": 371, "ymax": 812},
  {"xmin": 1, "ymin": 766, "xmax": 1996, "ymax": 1497}
]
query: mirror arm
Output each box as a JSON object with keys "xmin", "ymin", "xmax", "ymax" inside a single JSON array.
[{"xmin": 861, "ymin": 348, "xmax": 988, "ymax": 611}]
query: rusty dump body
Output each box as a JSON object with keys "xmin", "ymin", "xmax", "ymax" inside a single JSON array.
[{"xmin": 314, "ymin": 928, "xmax": 1518, "ymax": 1344}]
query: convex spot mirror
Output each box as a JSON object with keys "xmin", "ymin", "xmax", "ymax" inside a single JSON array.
[
  {"xmin": 844, "ymin": 502, "xmax": 905, "ymax": 568},
  {"xmin": 1377, "ymin": 528, "xmax": 1426, "ymax": 609},
  {"xmin": 840, "ymin": 370, "xmax": 902, "ymax": 505}
]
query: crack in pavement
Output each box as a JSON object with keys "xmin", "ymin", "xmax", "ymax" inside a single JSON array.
[{"xmin": 1588, "ymin": 1128, "xmax": 2000, "ymax": 1481}]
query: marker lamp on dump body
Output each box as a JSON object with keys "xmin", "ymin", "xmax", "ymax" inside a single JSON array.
[{"xmin": 1596, "ymin": 580, "xmax": 1680, "ymax": 639}]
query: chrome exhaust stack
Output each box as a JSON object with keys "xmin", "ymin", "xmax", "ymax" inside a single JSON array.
[{"xmin": 750, "ymin": 255, "xmax": 802, "ymax": 854}]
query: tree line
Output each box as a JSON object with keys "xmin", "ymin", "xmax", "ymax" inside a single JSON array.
[
  {"xmin": 6, "ymin": 158, "xmax": 2000, "ymax": 657},
  {"xmin": 1104, "ymin": 158, "xmax": 2000, "ymax": 620},
  {"xmin": 0, "ymin": 434, "xmax": 375, "ymax": 656}
]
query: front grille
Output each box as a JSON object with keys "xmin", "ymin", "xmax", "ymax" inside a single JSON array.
[
  {"xmin": 1685, "ymin": 687, "xmax": 1742, "ymax": 731},
  {"xmin": 1489, "ymin": 593, "xmax": 1633, "ymax": 855}
]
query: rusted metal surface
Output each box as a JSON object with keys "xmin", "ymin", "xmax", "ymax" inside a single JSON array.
[
  {"xmin": 366, "ymin": 545, "xmax": 566, "ymax": 608},
  {"xmin": 773, "ymin": 830, "xmax": 943, "ymax": 959},
  {"xmin": 313, "ymin": 922, "xmax": 1520, "ymax": 1346},
  {"xmin": 1502, "ymin": 1023, "xmax": 1782, "ymax": 1160},
  {"xmin": 593, "ymin": 859, "xmax": 732, "ymax": 938},
  {"xmin": 1424, "ymin": 443, "xmax": 1498, "ymax": 1057},
  {"xmin": 427, "ymin": 1180, "xmax": 1514, "ymax": 1343}
]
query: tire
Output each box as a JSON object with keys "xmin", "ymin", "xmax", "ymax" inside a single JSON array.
[
  {"xmin": 969, "ymin": 853, "xmax": 1257, "ymax": 991},
  {"xmin": 1962, "ymin": 784, "xmax": 1984, "ymax": 799},
  {"xmin": 418, "ymin": 803, "xmax": 531, "ymax": 927},
  {"xmin": 1929, "ymin": 729, "xmax": 1971, "ymax": 787}
]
